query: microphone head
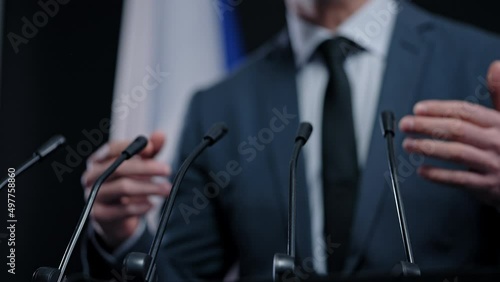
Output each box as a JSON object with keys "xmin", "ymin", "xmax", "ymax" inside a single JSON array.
[
  {"xmin": 380, "ymin": 111, "xmax": 396, "ymax": 137},
  {"xmin": 122, "ymin": 136, "xmax": 148, "ymax": 159},
  {"xmin": 36, "ymin": 135, "xmax": 66, "ymax": 158},
  {"xmin": 295, "ymin": 122, "xmax": 313, "ymax": 144},
  {"xmin": 204, "ymin": 122, "xmax": 228, "ymax": 146}
]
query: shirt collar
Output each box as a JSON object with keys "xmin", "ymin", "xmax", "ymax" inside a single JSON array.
[{"xmin": 287, "ymin": 0, "xmax": 397, "ymax": 67}]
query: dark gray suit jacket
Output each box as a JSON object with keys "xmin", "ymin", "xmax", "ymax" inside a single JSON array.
[{"xmin": 86, "ymin": 1, "xmax": 500, "ymax": 281}]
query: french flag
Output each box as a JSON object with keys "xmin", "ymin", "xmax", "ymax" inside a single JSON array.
[{"xmin": 110, "ymin": 0, "xmax": 244, "ymax": 163}]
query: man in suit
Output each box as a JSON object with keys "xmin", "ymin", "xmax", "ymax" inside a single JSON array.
[{"xmin": 82, "ymin": 0, "xmax": 500, "ymax": 280}]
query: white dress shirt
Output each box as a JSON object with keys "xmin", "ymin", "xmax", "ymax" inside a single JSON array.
[{"xmin": 288, "ymin": 0, "xmax": 397, "ymax": 273}]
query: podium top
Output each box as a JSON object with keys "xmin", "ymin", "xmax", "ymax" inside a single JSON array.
[
  {"xmin": 66, "ymin": 271, "xmax": 500, "ymax": 282},
  {"xmin": 299, "ymin": 271, "xmax": 500, "ymax": 282}
]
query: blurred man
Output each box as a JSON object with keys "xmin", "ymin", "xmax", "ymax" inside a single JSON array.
[{"xmin": 83, "ymin": 0, "xmax": 500, "ymax": 280}]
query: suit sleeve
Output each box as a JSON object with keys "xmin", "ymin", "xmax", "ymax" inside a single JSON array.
[{"xmin": 82, "ymin": 220, "xmax": 155, "ymax": 280}]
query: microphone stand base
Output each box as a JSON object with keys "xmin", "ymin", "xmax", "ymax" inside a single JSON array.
[
  {"xmin": 123, "ymin": 252, "xmax": 157, "ymax": 282},
  {"xmin": 32, "ymin": 267, "xmax": 62, "ymax": 282},
  {"xmin": 273, "ymin": 253, "xmax": 296, "ymax": 282},
  {"xmin": 392, "ymin": 261, "xmax": 421, "ymax": 277}
]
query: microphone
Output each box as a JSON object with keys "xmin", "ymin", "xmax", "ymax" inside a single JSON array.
[
  {"xmin": 122, "ymin": 123, "xmax": 228, "ymax": 282},
  {"xmin": 0, "ymin": 135, "xmax": 66, "ymax": 191},
  {"xmin": 379, "ymin": 111, "xmax": 420, "ymax": 277},
  {"xmin": 32, "ymin": 136, "xmax": 149, "ymax": 282},
  {"xmin": 273, "ymin": 122, "xmax": 313, "ymax": 282}
]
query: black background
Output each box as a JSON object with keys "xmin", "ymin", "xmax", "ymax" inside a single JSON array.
[{"xmin": 0, "ymin": 0, "xmax": 499, "ymax": 281}]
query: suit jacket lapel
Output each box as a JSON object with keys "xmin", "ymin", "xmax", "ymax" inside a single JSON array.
[
  {"xmin": 258, "ymin": 33, "xmax": 313, "ymax": 262},
  {"xmin": 345, "ymin": 2, "xmax": 437, "ymax": 273}
]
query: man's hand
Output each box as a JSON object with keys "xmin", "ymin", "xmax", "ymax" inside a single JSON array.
[
  {"xmin": 399, "ymin": 61, "xmax": 500, "ymax": 208},
  {"xmin": 81, "ymin": 131, "xmax": 171, "ymax": 248}
]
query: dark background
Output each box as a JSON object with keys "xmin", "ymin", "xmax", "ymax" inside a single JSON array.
[{"xmin": 0, "ymin": 0, "xmax": 499, "ymax": 281}]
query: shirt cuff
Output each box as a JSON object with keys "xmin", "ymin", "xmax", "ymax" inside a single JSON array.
[{"xmin": 87, "ymin": 220, "xmax": 147, "ymax": 265}]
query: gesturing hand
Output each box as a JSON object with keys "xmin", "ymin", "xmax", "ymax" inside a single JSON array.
[
  {"xmin": 399, "ymin": 61, "xmax": 500, "ymax": 208},
  {"xmin": 81, "ymin": 131, "xmax": 171, "ymax": 248}
]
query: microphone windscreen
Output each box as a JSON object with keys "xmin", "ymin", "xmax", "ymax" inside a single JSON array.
[
  {"xmin": 36, "ymin": 135, "xmax": 66, "ymax": 158},
  {"xmin": 204, "ymin": 122, "xmax": 228, "ymax": 146},
  {"xmin": 123, "ymin": 136, "xmax": 148, "ymax": 159},
  {"xmin": 295, "ymin": 122, "xmax": 313, "ymax": 144},
  {"xmin": 380, "ymin": 111, "xmax": 396, "ymax": 137}
]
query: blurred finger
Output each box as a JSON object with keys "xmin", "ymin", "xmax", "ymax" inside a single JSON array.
[
  {"xmin": 119, "ymin": 195, "xmax": 151, "ymax": 205},
  {"xmin": 141, "ymin": 131, "xmax": 165, "ymax": 158},
  {"xmin": 412, "ymin": 100, "xmax": 500, "ymax": 128},
  {"xmin": 399, "ymin": 116, "xmax": 498, "ymax": 150},
  {"xmin": 82, "ymin": 158, "xmax": 170, "ymax": 187},
  {"xmin": 418, "ymin": 165, "xmax": 496, "ymax": 191},
  {"xmin": 403, "ymin": 138, "xmax": 500, "ymax": 172},
  {"xmin": 89, "ymin": 131, "xmax": 166, "ymax": 163},
  {"xmin": 92, "ymin": 201, "xmax": 153, "ymax": 222},
  {"xmin": 488, "ymin": 61, "xmax": 500, "ymax": 110},
  {"xmin": 95, "ymin": 178, "xmax": 171, "ymax": 202},
  {"xmin": 89, "ymin": 141, "xmax": 137, "ymax": 163}
]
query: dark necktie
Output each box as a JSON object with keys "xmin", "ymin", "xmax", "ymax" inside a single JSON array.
[{"xmin": 319, "ymin": 37, "xmax": 361, "ymax": 273}]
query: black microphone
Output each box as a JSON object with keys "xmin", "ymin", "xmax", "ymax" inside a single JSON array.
[
  {"xmin": 379, "ymin": 111, "xmax": 420, "ymax": 277},
  {"xmin": 273, "ymin": 122, "xmax": 313, "ymax": 282},
  {"xmin": 0, "ymin": 135, "xmax": 66, "ymax": 191},
  {"xmin": 32, "ymin": 136, "xmax": 149, "ymax": 282},
  {"xmin": 123, "ymin": 123, "xmax": 228, "ymax": 282}
]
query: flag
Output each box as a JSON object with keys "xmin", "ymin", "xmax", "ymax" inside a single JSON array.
[{"xmin": 111, "ymin": 0, "xmax": 245, "ymax": 164}]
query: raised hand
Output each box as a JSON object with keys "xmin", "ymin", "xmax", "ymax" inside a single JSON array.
[
  {"xmin": 399, "ymin": 61, "xmax": 500, "ymax": 208},
  {"xmin": 81, "ymin": 132, "xmax": 171, "ymax": 248}
]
